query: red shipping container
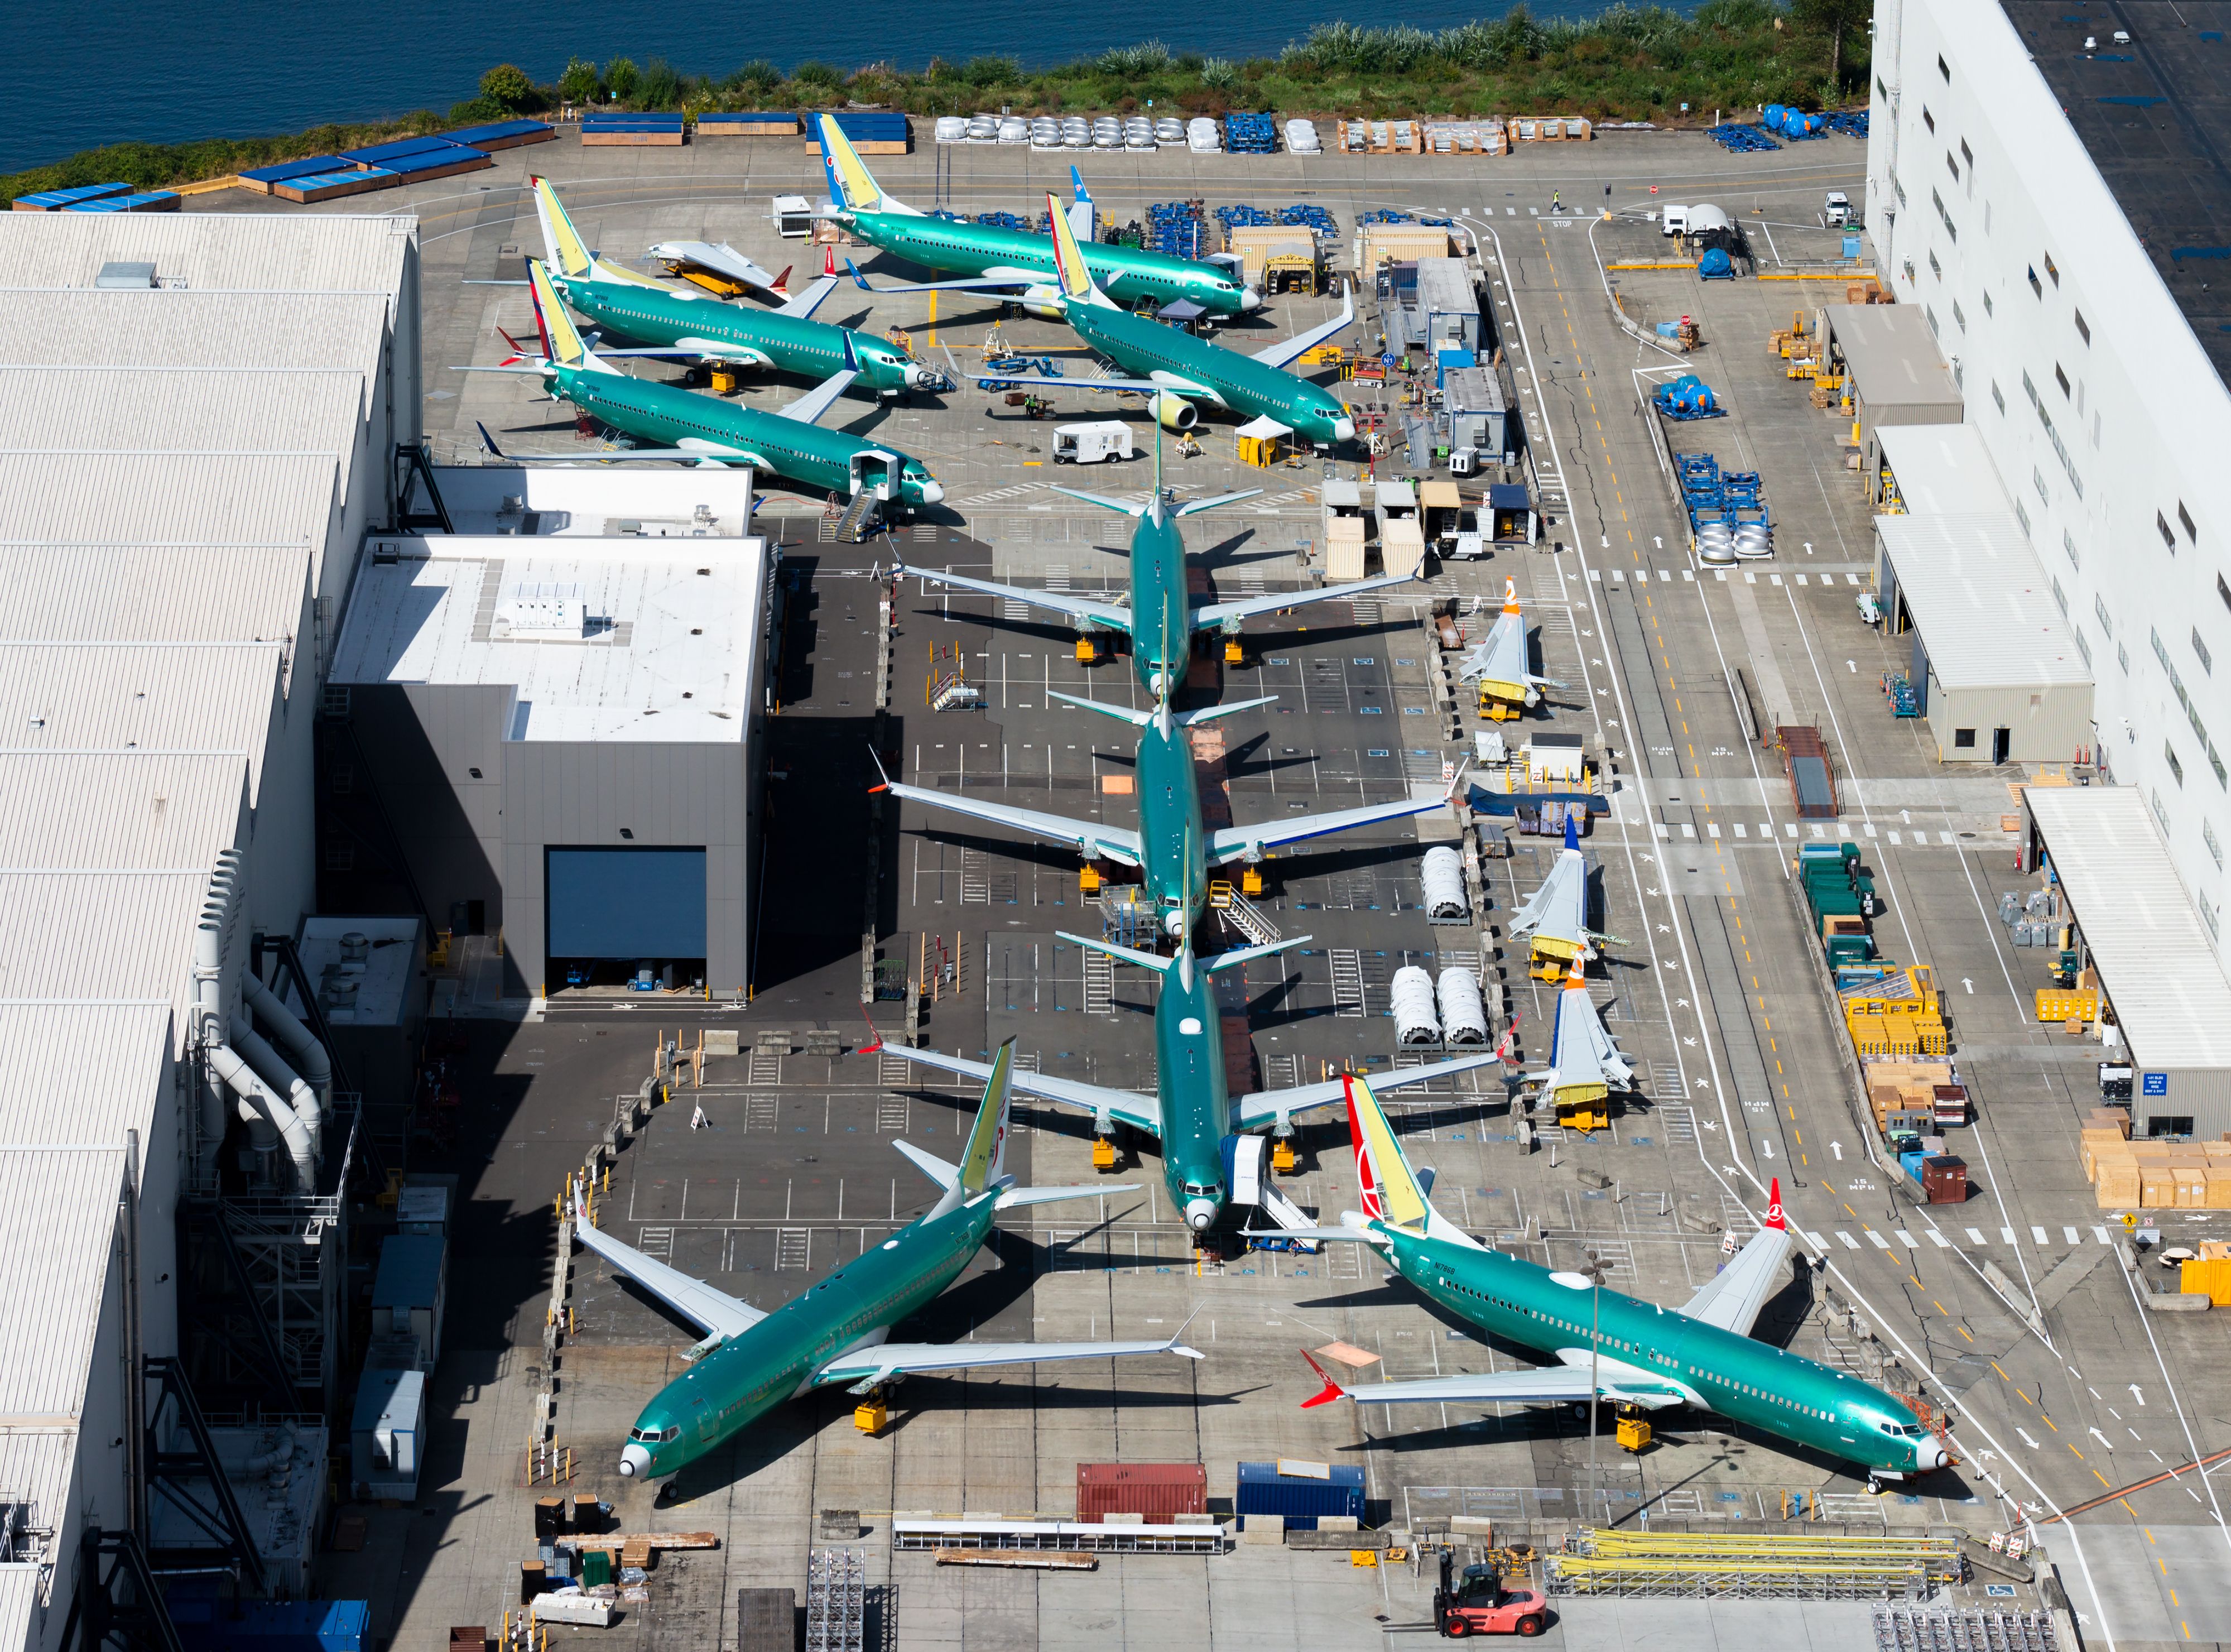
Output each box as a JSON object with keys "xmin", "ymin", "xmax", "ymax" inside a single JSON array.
[
  {"xmin": 1920, "ymin": 1155, "xmax": 1967, "ymax": 1205},
  {"xmin": 1075, "ymin": 1463, "xmax": 1207, "ymax": 1523}
]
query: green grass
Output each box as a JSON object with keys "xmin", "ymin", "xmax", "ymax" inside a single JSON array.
[{"xmin": 2, "ymin": 4, "xmax": 1863, "ymax": 205}]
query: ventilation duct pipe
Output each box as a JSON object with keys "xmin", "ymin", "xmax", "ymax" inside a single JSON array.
[
  {"xmin": 230, "ymin": 1016, "xmax": 321, "ymax": 1181},
  {"xmin": 191, "ymin": 851, "xmax": 246, "ymax": 1185},
  {"xmin": 208, "ymin": 1039, "xmax": 310, "ymax": 1189},
  {"xmin": 242, "ymin": 973, "xmax": 329, "ymax": 1158}
]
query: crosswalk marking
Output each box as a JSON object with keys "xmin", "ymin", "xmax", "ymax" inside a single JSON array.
[
  {"xmin": 2002, "ymin": 1227, "xmax": 2018, "ymax": 1244},
  {"xmin": 1894, "ymin": 1230, "xmax": 1918, "ymax": 1247},
  {"xmin": 1926, "ymin": 1230, "xmax": 1950, "ymax": 1248},
  {"xmin": 1836, "ymin": 1231, "xmax": 1860, "ymax": 1248},
  {"xmin": 2031, "ymin": 1225, "xmax": 2049, "ymax": 1243},
  {"xmin": 2094, "ymin": 1225, "xmax": 2112, "ymax": 1243},
  {"xmin": 1843, "ymin": 1223, "xmax": 2123, "ymax": 1254},
  {"xmin": 1867, "ymin": 1231, "xmax": 1891, "ymax": 1249},
  {"xmin": 1967, "ymin": 1228, "xmax": 1986, "ymax": 1243}
]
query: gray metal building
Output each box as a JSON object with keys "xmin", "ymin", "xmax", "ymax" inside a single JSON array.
[
  {"xmin": 328, "ymin": 468, "xmax": 767, "ymax": 1001},
  {"xmin": 2026, "ymin": 787, "xmax": 2231, "ymax": 1134},
  {"xmin": 1413, "ymin": 256, "xmax": 1482, "ymax": 354},
  {"xmin": 1443, "ymin": 366, "xmax": 1512, "ymax": 464},
  {"xmin": 1824, "ymin": 304, "xmax": 1964, "ymax": 490}
]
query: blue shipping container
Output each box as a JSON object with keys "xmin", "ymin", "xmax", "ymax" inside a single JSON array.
[
  {"xmin": 377, "ymin": 146, "xmax": 491, "ymax": 177},
  {"xmin": 1234, "ymin": 1460, "xmax": 1365, "ymax": 1530},
  {"xmin": 171, "ymin": 1597, "xmax": 368, "ymax": 1652},
  {"xmin": 15, "ymin": 180, "xmax": 133, "ymax": 208},
  {"xmin": 66, "ymin": 193, "xmax": 179, "ymax": 213},
  {"xmin": 584, "ymin": 113, "xmax": 684, "ymax": 129},
  {"xmin": 1436, "ymin": 348, "xmax": 1475, "ymax": 388},
  {"xmin": 443, "ymin": 119, "xmax": 552, "ymax": 147}
]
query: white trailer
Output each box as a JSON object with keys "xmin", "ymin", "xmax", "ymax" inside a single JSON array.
[{"xmin": 1052, "ymin": 421, "xmax": 1135, "ymax": 464}]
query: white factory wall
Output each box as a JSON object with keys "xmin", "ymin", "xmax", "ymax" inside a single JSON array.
[{"xmin": 1869, "ymin": 0, "xmax": 2231, "ymax": 952}]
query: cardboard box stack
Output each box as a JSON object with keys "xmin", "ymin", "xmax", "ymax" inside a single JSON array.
[
  {"xmin": 2088, "ymin": 1128, "xmax": 2231, "ymax": 1209},
  {"xmin": 1865, "ymin": 1060, "xmax": 1954, "ymax": 1131}
]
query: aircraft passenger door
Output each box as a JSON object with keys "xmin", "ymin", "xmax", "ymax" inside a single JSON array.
[{"xmin": 852, "ymin": 449, "xmax": 899, "ymax": 501}]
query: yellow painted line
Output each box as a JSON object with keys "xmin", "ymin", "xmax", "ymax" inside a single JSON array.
[
  {"xmin": 2094, "ymin": 1468, "xmax": 2110, "ymax": 1486},
  {"xmin": 1957, "ymin": 1326, "xmax": 1973, "ymax": 1343},
  {"xmin": 1990, "ymin": 1361, "xmax": 2012, "ymax": 1383}
]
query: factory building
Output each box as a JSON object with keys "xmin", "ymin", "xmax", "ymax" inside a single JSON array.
[
  {"xmin": 1868, "ymin": 1, "xmax": 2231, "ymax": 967},
  {"xmin": 0, "ymin": 211, "xmax": 417, "ymax": 1646},
  {"xmin": 326, "ymin": 467, "xmax": 767, "ymax": 1000}
]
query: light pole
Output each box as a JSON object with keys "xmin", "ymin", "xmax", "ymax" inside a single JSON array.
[{"xmin": 1582, "ymin": 1248, "xmax": 1612, "ymax": 1525}]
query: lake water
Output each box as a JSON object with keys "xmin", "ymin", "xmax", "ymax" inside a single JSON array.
[{"xmin": 10, "ymin": 0, "xmax": 1679, "ymax": 173}]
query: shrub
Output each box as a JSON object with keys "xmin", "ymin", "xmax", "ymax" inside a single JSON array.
[
  {"xmin": 793, "ymin": 60, "xmax": 845, "ymax": 88},
  {"xmin": 558, "ymin": 57, "xmax": 600, "ymax": 104},
  {"xmin": 964, "ymin": 56, "xmax": 1018, "ymax": 87},
  {"xmin": 1098, "ymin": 40, "xmax": 1172, "ymax": 78},
  {"xmin": 639, "ymin": 57, "xmax": 682, "ymax": 108},
  {"xmin": 1200, "ymin": 58, "xmax": 1239, "ymax": 90},
  {"xmin": 603, "ymin": 57, "xmax": 640, "ymax": 103},
  {"xmin": 479, "ymin": 64, "xmax": 537, "ymax": 111}
]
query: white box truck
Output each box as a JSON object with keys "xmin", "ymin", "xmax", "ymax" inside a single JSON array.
[{"xmin": 1053, "ymin": 422, "xmax": 1134, "ymax": 464}]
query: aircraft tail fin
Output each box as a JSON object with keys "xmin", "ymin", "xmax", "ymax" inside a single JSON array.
[
  {"xmin": 1045, "ymin": 189, "xmax": 1105, "ymax": 308},
  {"xmin": 1764, "ymin": 1176, "xmax": 1787, "ymax": 1232},
  {"xmin": 1502, "ymin": 575, "xmax": 1522, "ymax": 617},
  {"xmin": 820, "ymin": 113, "xmax": 895, "ymax": 214},
  {"xmin": 1563, "ymin": 813, "xmax": 1580, "ymax": 852},
  {"xmin": 529, "ymin": 176, "xmax": 594, "ymax": 278},
  {"xmin": 1344, "ymin": 1073, "xmax": 1434, "ymax": 1232},
  {"xmin": 953, "ymin": 1037, "xmax": 1017, "ymax": 1200},
  {"xmin": 1067, "ymin": 165, "xmax": 1095, "ymax": 242},
  {"xmin": 525, "ymin": 260, "xmax": 588, "ymax": 369}
]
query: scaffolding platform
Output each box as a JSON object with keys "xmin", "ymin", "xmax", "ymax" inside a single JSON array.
[{"xmin": 1546, "ymin": 1528, "xmax": 1963, "ymax": 1601}]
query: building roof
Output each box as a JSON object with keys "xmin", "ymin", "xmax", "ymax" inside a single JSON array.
[
  {"xmin": 1876, "ymin": 424, "xmax": 2015, "ymax": 516},
  {"xmin": 1824, "ymin": 305, "xmax": 1963, "ymax": 417},
  {"xmin": 0, "ymin": 645, "xmax": 281, "ymax": 794},
  {"xmin": 0, "ymin": 290, "xmax": 391, "ymax": 381},
  {"xmin": 329, "ymin": 538, "xmax": 766, "ymax": 745},
  {"xmin": 0, "ymin": 543, "xmax": 311, "ymax": 646},
  {"xmin": 2027, "ymin": 786, "xmax": 2231, "ymax": 1068},
  {"xmin": 0, "ymin": 1005, "xmax": 174, "ymax": 1145},
  {"xmin": 424, "ymin": 464, "xmax": 757, "ymax": 539},
  {"xmin": 0, "ymin": 451, "xmax": 337, "ymax": 554},
  {"xmin": 0, "ymin": 873, "xmax": 208, "ymax": 1009},
  {"xmin": 0, "ymin": 212, "xmax": 413, "ymax": 310},
  {"xmin": 0, "ymin": 368, "xmax": 366, "ymax": 456},
  {"xmin": 2000, "ymin": 0, "xmax": 2231, "ymax": 386},
  {"xmin": 0, "ymin": 1147, "xmax": 128, "ymax": 1418},
  {"xmin": 1874, "ymin": 512, "xmax": 2092, "ymax": 690},
  {"xmin": 0, "ymin": 753, "xmax": 249, "ymax": 869}
]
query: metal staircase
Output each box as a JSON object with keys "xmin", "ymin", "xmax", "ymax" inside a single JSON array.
[
  {"xmin": 831, "ymin": 489, "xmax": 882, "ymax": 544},
  {"xmin": 1221, "ymin": 890, "xmax": 1281, "ymax": 947}
]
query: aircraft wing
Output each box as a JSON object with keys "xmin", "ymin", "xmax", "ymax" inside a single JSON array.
[
  {"xmin": 849, "ymin": 260, "xmax": 1057, "ymax": 296},
  {"xmin": 896, "ymin": 562, "xmax": 1132, "ymax": 631},
  {"xmin": 474, "ymin": 421, "xmax": 763, "ymax": 468},
  {"xmin": 1229, "ymin": 1051, "xmax": 1507, "ymax": 1130},
  {"xmin": 777, "ymin": 336, "xmax": 862, "ymax": 425},
  {"xmin": 1249, "ymin": 281, "xmax": 1357, "ymax": 371},
  {"xmin": 1047, "ymin": 486, "xmax": 1149, "ymax": 518},
  {"xmin": 776, "ymin": 275, "xmax": 840, "ymax": 319},
  {"xmin": 574, "ymin": 1211, "xmax": 767, "ymax": 1339},
  {"xmin": 1208, "ymin": 790, "xmax": 1447, "ymax": 863},
  {"xmin": 1678, "ymin": 1222, "xmax": 1794, "ymax": 1337},
  {"xmin": 873, "ymin": 1042, "xmax": 1163, "ymax": 1134},
  {"xmin": 1509, "ymin": 853, "xmax": 1585, "ymax": 938},
  {"xmin": 1174, "ymin": 488, "xmax": 1264, "ymax": 517},
  {"xmin": 878, "ymin": 774, "xmax": 1144, "ymax": 866},
  {"xmin": 971, "ymin": 363, "xmax": 1215, "ymax": 400},
  {"xmin": 1193, "ymin": 571, "xmax": 1417, "ymax": 629},
  {"xmin": 648, "ymin": 239, "xmax": 781, "ymax": 292},
  {"xmin": 812, "ymin": 1334, "xmax": 1201, "ymax": 1391},
  {"xmin": 1330, "ymin": 1366, "xmax": 1603, "ymax": 1406}
]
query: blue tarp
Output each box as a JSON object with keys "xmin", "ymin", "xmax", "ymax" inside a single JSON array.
[
  {"xmin": 64, "ymin": 192, "xmax": 179, "ymax": 212},
  {"xmin": 376, "ymin": 145, "xmax": 490, "ymax": 176},
  {"xmin": 441, "ymin": 118, "xmax": 551, "ymax": 146},
  {"xmin": 239, "ymin": 156, "xmax": 348, "ymax": 185},
  {"xmin": 584, "ymin": 112, "xmax": 685, "ymax": 129},
  {"xmin": 14, "ymin": 180, "xmax": 131, "ymax": 208},
  {"xmin": 340, "ymin": 134, "xmax": 459, "ymax": 165}
]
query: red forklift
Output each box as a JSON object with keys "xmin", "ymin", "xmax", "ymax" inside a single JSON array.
[{"xmin": 1433, "ymin": 1550, "xmax": 1549, "ymax": 1637}]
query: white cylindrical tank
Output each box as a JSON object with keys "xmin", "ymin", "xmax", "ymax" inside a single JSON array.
[
  {"xmin": 1420, "ymin": 846, "xmax": 1469, "ymax": 921},
  {"xmin": 1438, "ymin": 968, "xmax": 1489, "ymax": 1045},
  {"xmin": 1391, "ymin": 966, "xmax": 1442, "ymax": 1046}
]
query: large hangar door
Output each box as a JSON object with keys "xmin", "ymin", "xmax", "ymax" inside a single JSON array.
[{"xmin": 546, "ymin": 847, "xmax": 707, "ymax": 960}]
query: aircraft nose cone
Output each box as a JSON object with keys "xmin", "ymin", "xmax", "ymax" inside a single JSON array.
[
  {"xmin": 917, "ymin": 479, "xmax": 945, "ymax": 504},
  {"xmin": 1186, "ymin": 1198, "xmax": 1218, "ymax": 1231},
  {"xmin": 1163, "ymin": 907, "xmax": 1187, "ymax": 938},
  {"xmin": 1922, "ymin": 1438, "xmax": 1949, "ymax": 1471},
  {"xmin": 619, "ymin": 1443, "xmax": 650, "ymax": 1478},
  {"xmin": 1332, "ymin": 416, "xmax": 1357, "ymax": 444},
  {"xmin": 1239, "ymin": 285, "xmax": 1264, "ymax": 311}
]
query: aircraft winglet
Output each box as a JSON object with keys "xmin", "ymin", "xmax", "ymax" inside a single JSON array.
[
  {"xmin": 1765, "ymin": 1176, "xmax": 1786, "ymax": 1232},
  {"xmin": 1300, "ymin": 1348, "xmax": 1349, "ymax": 1409}
]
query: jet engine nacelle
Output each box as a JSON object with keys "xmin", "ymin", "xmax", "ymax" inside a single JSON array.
[{"xmin": 1153, "ymin": 393, "xmax": 1199, "ymax": 431}]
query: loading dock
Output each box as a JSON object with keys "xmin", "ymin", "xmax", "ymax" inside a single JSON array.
[{"xmin": 1823, "ymin": 305, "xmax": 1963, "ymax": 492}]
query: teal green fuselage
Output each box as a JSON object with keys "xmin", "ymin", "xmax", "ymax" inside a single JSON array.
[
  {"xmin": 625, "ymin": 1193, "xmax": 999, "ymax": 1478},
  {"xmin": 853, "ymin": 209, "xmax": 1251, "ymax": 316},
  {"xmin": 1379, "ymin": 1226, "xmax": 1940, "ymax": 1476},
  {"xmin": 1123, "ymin": 512, "xmax": 1193, "ymax": 693},
  {"xmin": 546, "ymin": 362, "xmax": 940, "ymax": 507},
  {"xmin": 1133, "ymin": 714, "xmax": 1211, "ymax": 930},
  {"xmin": 554, "ymin": 272, "xmax": 920, "ymax": 393},
  {"xmin": 1152, "ymin": 956, "xmax": 1235, "ymax": 1229},
  {"xmin": 1066, "ymin": 300, "xmax": 1353, "ymax": 446}
]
